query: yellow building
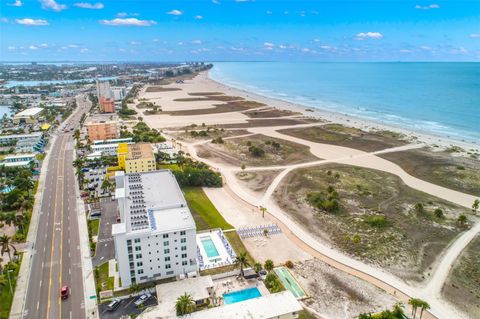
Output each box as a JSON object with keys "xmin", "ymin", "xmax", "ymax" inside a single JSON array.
[{"xmin": 117, "ymin": 143, "xmax": 156, "ymax": 173}]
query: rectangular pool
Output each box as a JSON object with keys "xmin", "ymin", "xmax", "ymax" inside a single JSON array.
[
  {"xmin": 223, "ymin": 287, "xmax": 261, "ymax": 304},
  {"xmin": 274, "ymin": 267, "xmax": 306, "ymax": 299},
  {"xmin": 200, "ymin": 236, "xmax": 220, "ymax": 258}
]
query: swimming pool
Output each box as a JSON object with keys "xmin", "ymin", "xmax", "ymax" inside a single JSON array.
[
  {"xmin": 274, "ymin": 267, "xmax": 306, "ymax": 299},
  {"xmin": 200, "ymin": 236, "xmax": 220, "ymax": 258},
  {"xmin": 223, "ymin": 287, "xmax": 261, "ymax": 304}
]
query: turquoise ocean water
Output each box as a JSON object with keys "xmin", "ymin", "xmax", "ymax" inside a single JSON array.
[{"xmin": 209, "ymin": 62, "xmax": 480, "ymax": 143}]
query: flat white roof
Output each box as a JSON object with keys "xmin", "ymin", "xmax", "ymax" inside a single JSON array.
[
  {"xmin": 119, "ymin": 170, "xmax": 195, "ymax": 234},
  {"xmin": 14, "ymin": 107, "xmax": 44, "ymax": 117},
  {"xmin": 0, "ymin": 132, "xmax": 43, "ymax": 140},
  {"xmin": 188, "ymin": 291, "xmax": 302, "ymax": 319},
  {"xmin": 4, "ymin": 153, "xmax": 36, "ymax": 160}
]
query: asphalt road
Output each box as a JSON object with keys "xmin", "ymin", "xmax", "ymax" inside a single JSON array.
[{"xmin": 23, "ymin": 96, "xmax": 90, "ymax": 319}]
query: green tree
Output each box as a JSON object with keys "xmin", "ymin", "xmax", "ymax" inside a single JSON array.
[
  {"xmin": 259, "ymin": 206, "xmax": 267, "ymax": 218},
  {"xmin": 408, "ymin": 298, "xmax": 422, "ymax": 319},
  {"xmin": 101, "ymin": 178, "xmax": 113, "ymax": 195},
  {"xmin": 0, "ymin": 234, "xmax": 17, "ymax": 262},
  {"xmin": 418, "ymin": 300, "xmax": 430, "ymax": 319},
  {"xmin": 234, "ymin": 252, "xmax": 250, "ymax": 278},
  {"xmin": 472, "ymin": 199, "xmax": 479, "ymax": 213},
  {"xmin": 457, "ymin": 214, "xmax": 468, "ymax": 228},
  {"xmin": 175, "ymin": 293, "xmax": 195, "ymax": 316},
  {"xmin": 264, "ymin": 259, "xmax": 274, "ymax": 272},
  {"xmin": 253, "ymin": 262, "xmax": 262, "ymax": 273}
]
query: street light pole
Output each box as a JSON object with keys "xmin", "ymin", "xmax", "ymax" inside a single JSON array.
[{"xmin": 7, "ymin": 269, "xmax": 13, "ymax": 295}]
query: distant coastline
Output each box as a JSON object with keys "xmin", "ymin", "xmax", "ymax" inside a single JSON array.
[{"xmin": 209, "ymin": 62, "xmax": 480, "ymax": 147}]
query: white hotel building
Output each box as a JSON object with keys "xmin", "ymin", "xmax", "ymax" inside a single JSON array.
[{"xmin": 112, "ymin": 170, "xmax": 198, "ymax": 287}]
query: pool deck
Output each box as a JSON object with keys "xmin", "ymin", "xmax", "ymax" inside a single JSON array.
[
  {"xmin": 196, "ymin": 229, "xmax": 237, "ymax": 270},
  {"xmin": 213, "ymin": 276, "xmax": 270, "ymax": 305}
]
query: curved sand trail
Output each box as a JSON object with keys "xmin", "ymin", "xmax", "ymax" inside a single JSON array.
[{"xmin": 169, "ymin": 125, "xmax": 478, "ymax": 319}]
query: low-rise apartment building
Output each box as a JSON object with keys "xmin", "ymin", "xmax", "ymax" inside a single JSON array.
[
  {"xmin": 90, "ymin": 138, "xmax": 133, "ymax": 156},
  {"xmin": 117, "ymin": 143, "xmax": 156, "ymax": 173},
  {"xmin": 1, "ymin": 154, "xmax": 37, "ymax": 168},
  {"xmin": 112, "ymin": 170, "xmax": 198, "ymax": 287},
  {"xmin": 13, "ymin": 107, "xmax": 44, "ymax": 124},
  {"xmin": 85, "ymin": 121, "xmax": 119, "ymax": 142}
]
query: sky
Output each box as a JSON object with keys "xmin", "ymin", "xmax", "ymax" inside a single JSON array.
[{"xmin": 0, "ymin": 0, "xmax": 479, "ymax": 62}]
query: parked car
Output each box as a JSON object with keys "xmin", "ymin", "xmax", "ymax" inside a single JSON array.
[
  {"xmin": 134, "ymin": 293, "xmax": 152, "ymax": 307},
  {"xmin": 60, "ymin": 285, "xmax": 69, "ymax": 300},
  {"xmin": 107, "ymin": 298, "xmax": 122, "ymax": 312}
]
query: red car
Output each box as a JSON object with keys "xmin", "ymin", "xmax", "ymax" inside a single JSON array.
[{"xmin": 61, "ymin": 285, "xmax": 69, "ymax": 300}]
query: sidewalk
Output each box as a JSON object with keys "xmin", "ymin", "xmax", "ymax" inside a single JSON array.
[{"xmin": 74, "ymin": 148, "xmax": 100, "ymax": 319}]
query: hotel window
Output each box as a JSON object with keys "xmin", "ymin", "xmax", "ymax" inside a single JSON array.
[
  {"xmin": 165, "ymin": 256, "xmax": 170, "ymax": 262},
  {"xmin": 182, "ymin": 261, "xmax": 188, "ymax": 266},
  {"xmin": 163, "ymin": 241, "xmax": 169, "ymax": 246},
  {"xmin": 165, "ymin": 264, "xmax": 171, "ymax": 269},
  {"xmin": 135, "ymin": 246, "xmax": 141, "ymax": 251},
  {"xmin": 180, "ymin": 231, "xmax": 186, "ymax": 236},
  {"xmin": 181, "ymin": 253, "xmax": 187, "ymax": 259},
  {"xmin": 180, "ymin": 238, "xmax": 186, "ymax": 243},
  {"xmin": 136, "ymin": 261, "xmax": 143, "ymax": 267},
  {"xmin": 181, "ymin": 246, "xmax": 187, "ymax": 251},
  {"xmin": 164, "ymin": 249, "xmax": 170, "ymax": 254},
  {"xmin": 134, "ymin": 238, "xmax": 140, "ymax": 243},
  {"xmin": 136, "ymin": 253, "xmax": 142, "ymax": 259},
  {"xmin": 138, "ymin": 269, "xmax": 144, "ymax": 274},
  {"xmin": 163, "ymin": 234, "xmax": 169, "ymax": 239}
]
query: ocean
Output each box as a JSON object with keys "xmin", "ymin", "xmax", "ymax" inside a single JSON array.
[{"xmin": 209, "ymin": 62, "xmax": 480, "ymax": 143}]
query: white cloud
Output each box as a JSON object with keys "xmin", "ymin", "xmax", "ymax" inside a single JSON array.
[
  {"xmin": 279, "ymin": 44, "xmax": 287, "ymax": 49},
  {"xmin": 68, "ymin": 44, "xmax": 79, "ymax": 48},
  {"xmin": 80, "ymin": 48, "xmax": 89, "ymax": 53},
  {"xmin": 266, "ymin": 10, "xmax": 272, "ymax": 15},
  {"xmin": 415, "ymin": 4, "xmax": 440, "ymax": 10},
  {"xmin": 15, "ymin": 18, "xmax": 49, "ymax": 26},
  {"xmin": 40, "ymin": 0, "xmax": 67, "ymax": 12},
  {"xmin": 355, "ymin": 32, "xmax": 383, "ymax": 40},
  {"xmin": 1, "ymin": 18, "xmax": 9, "ymax": 23},
  {"xmin": 7, "ymin": 46, "xmax": 16, "ymax": 50},
  {"xmin": 40, "ymin": 43, "xmax": 48, "ymax": 47},
  {"xmin": 313, "ymin": 38, "xmax": 321, "ymax": 42},
  {"xmin": 301, "ymin": 48, "xmax": 310, "ymax": 52},
  {"xmin": 99, "ymin": 18, "xmax": 156, "ymax": 26},
  {"xmin": 450, "ymin": 47, "xmax": 468, "ymax": 55},
  {"xmin": 419, "ymin": 45, "xmax": 432, "ymax": 50},
  {"xmin": 470, "ymin": 33, "xmax": 480, "ymax": 39},
  {"xmin": 195, "ymin": 15, "xmax": 203, "ymax": 20},
  {"xmin": 129, "ymin": 41, "xmax": 140, "ymax": 45},
  {"xmin": 191, "ymin": 39, "xmax": 202, "ymax": 44},
  {"xmin": 74, "ymin": 2, "xmax": 104, "ymax": 9},
  {"xmin": 263, "ymin": 42, "xmax": 275, "ymax": 48},
  {"xmin": 167, "ymin": 10, "xmax": 183, "ymax": 16},
  {"xmin": 212, "ymin": 0, "xmax": 220, "ymax": 4},
  {"xmin": 8, "ymin": 0, "xmax": 23, "ymax": 7},
  {"xmin": 116, "ymin": 12, "xmax": 128, "ymax": 17},
  {"xmin": 29, "ymin": 45, "xmax": 39, "ymax": 50},
  {"xmin": 399, "ymin": 49, "xmax": 414, "ymax": 53}
]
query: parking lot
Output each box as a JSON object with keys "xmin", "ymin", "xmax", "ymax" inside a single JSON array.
[
  {"xmin": 92, "ymin": 197, "xmax": 118, "ymax": 267},
  {"xmin": 83, "ymin": 166, "xmax": 108, "ymax": 198},
  {"xmin": 98, "ymin": 292, "xmax": 158, "ymax": 319}
]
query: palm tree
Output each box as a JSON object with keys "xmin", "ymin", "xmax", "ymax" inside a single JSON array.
[
  {"xmin": 264, "ymin": 259, "xmax": 274, "ymax": 272},
  {"xmin": 472, "ymin": 199, "xmax": 479, "ymax": 213},
  {"xmin": 253, "ymin": 262, "xmax": 262, "ymax": 273},
  {"xmin": 408, "ymin": 298, "xmax": 421, "ymax": 319},
  {"xmin": 175, "ymin": 293, "xmax": 195, "ymax": 316},
  {"xmin": 0, "ymin": 234, "xmax": 17, "ymax": 261},
  {"xmin": 457, "ymin": 214, "xmax": 468, "ymax": 228},
  {"xmin": 392, "ymin": 302, "xmax": 405, "ymax": 317},
  {"xmin": 14, "ymin": 213, "xmax": 26, "ymax": 234},
  {"xmin": 101, "ymin": 178, "xmax": 112, "ymax": 195},
  {"xmin": 259, "ymin": 206, "xmax": 267, "ymax": 218},
  {"xmin": 234, "ymin": 252, "xmax": 250, "ymax": 278},
  {"xmin": 419, "ymin": 300, "xmax": 430, "ymax": 319},
  {"xmin": 0, "ymin": 212, "xmax": 15, "ymax": 228}
]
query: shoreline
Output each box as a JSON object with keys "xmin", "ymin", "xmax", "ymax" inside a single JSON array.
[{"xmin": 205, "ymin": 71, "xmax": 479, "ymax": 152}]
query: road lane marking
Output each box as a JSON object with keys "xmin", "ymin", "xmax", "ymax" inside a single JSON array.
[{"xmin": 46, "ymin": 135, "xmax": 66, "ymax": 318}]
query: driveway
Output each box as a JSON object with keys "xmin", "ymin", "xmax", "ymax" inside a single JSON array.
[{"xmin": 92, "ymin": 197, "xmax": 118, "ymax": 267}]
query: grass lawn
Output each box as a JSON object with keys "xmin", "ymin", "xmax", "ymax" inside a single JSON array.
[
  {"xmin": 88, "ymin": 219, "xmax": 99, "ymax": 237},
  {"xmin": 0, "ymin": 256, "xmax": 22, "ymax": 319},
  {"xmin": 182, "ymin": 187, "xmax": 233, "ymax": 231},
  {"xmin": 158, "ymin": 163, "xmax": 181, "ymax": 170},
  {"xmin": 298, "ymin": 310, "xmax": 317, "ymax": 319},
  {"xmin": 94, "ymin": 262, "xmax": 114, "ymax": 294}
]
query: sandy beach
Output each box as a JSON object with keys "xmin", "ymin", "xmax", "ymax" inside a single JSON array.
[{"xmin": 130, "ymin": 71, "xmax": 480, "ymax": 319}]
